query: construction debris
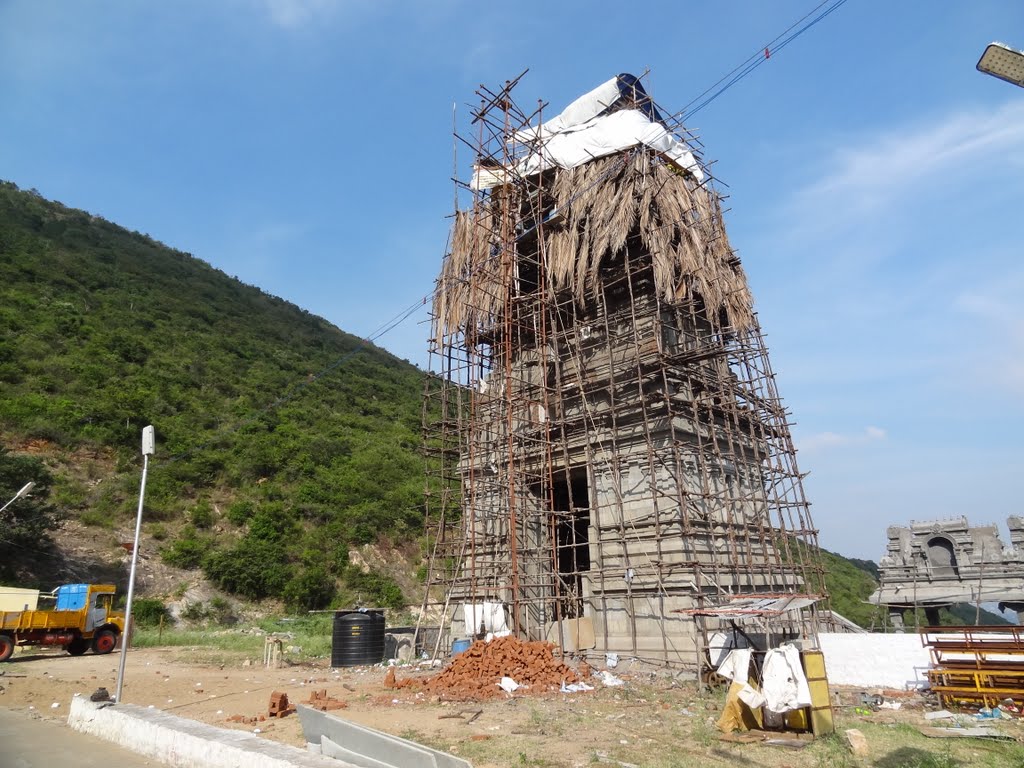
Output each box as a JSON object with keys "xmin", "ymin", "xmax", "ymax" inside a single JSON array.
[
  {"xmin": 306, "ymin": 689, "xmax": 348, "ymax": 711},
  {"xmin": 226, "ymin": 714, "xmax": 267, "ymax": 725},
  {"xmin": 437, "ymin": 709, "xmax": 482, "ymax": 723},
  {"xmin": 919, "ymin": 726, "xmax": 1014, "ymax": 740},
  {"xmin": 718, "ymin": 730, "xmax": 812, "ymax": 748}
]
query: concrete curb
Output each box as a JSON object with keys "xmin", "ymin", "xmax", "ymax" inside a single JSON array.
[
  {"xmin": 68, "ymin": 696, "xmax": 353, "ymax": 768},
  {"xmin": 298, "ymin": 705, "xmax": 472, "ymax": 768}
]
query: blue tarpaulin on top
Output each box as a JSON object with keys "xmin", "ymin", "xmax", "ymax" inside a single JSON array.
[{"xmin": 55, "ymin": 584, "xmax": 88, "ymax": 610}]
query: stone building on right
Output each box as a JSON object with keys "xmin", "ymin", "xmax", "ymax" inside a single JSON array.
[{"xmin": 870, "ymin": 516, "xmax": 1024, "ymax": 626}]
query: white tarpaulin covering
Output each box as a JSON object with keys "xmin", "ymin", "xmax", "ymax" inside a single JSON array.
[
  {"xmin": 707, "ymin": 630, "xmax": 749, "ymax": 668},
  {"xmin": 716, "ymin": 648, "xmax": 752, "ymax": 683},
  {"xmin": 462, "ymin": 601, "xmax": 509, "ymax": 637},
  {"xmin": 472, "ymin": 76, "xmax": 703, "ymax": 190},
  {"xmin": 762, "ymin": 645, "xmax": 813, "ymax": 713},
  {"xmin": 715, "ymin": 639, "xmax": 813, "ymax": 715},
  {"xmin": 514, "ymin": 77, "xmax": 625, "ymax": 141}
]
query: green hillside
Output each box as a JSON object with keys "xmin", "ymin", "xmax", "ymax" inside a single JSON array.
[
  {"xmin": 819, "ymin": 548, "xmax": 884, "ymax": 627},
  {"xmin": 0, "ymin": 181, "xmax": 428, "ymax": 608}
]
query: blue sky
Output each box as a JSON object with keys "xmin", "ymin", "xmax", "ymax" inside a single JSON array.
[{"xmin": 2, "ymin": 1, "xmax": 1022, "ymax": 560}]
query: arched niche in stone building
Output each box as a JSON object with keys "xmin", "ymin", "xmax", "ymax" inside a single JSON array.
[{"xmin": 927, "ymin": 536, "xmax": 959, "ymax": 578}]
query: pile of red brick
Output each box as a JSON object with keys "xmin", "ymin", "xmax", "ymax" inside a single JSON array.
[
  {"xmin": 387, "ymin": 636, "xmax": 583, "ymax": 700},
  {"xmin": 306, "ymin": 689, "xmax": 348, "ymax": 711},
  {"xmin": 268, "ymin": 691, "xmax": 296, "ymax": 718}
]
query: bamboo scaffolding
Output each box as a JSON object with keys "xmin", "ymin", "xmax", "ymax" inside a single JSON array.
[{"xmin": 421, "ymin": 75, "xmax": 828, "ymax": 674}]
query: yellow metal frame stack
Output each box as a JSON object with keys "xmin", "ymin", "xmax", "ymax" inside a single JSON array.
[{"xmin": 922, "ymin": 625, "xmax": 1024, "ymax": 707}]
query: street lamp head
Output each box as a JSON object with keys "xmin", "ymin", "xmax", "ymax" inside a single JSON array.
[{"xmin": 977, "ymin": 42, "xmax": 1024, "ymax": 88}]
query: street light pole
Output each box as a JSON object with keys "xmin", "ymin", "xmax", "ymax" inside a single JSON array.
[
  {"xmin": 115, "ymin": 425, "xmax": 154, "ymax": 704},
  {"xmin": 0, "ymin": 481, "xmax": 36, "ymax": 515}
]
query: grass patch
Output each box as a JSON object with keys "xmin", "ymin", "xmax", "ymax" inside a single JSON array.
[
  {"xmin": 839, "ymin": 718, "xmax": 1024, "ymax": 768},
  {"xmin": 132, "ymin": 613, "xmax": 340, "ymax": 662},
  {"xmin": 79, "ymin": 509, "xmax": 114, "ymax": 528},
  {"xmin": 809, "ymin": 733, "xmax": 857, "ymax": 768},
  {"xmin": 131, "ymin": 627, "xmax": 264, "ymax": 655}
]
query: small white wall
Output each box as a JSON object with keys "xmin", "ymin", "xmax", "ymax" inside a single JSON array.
[{"xmin": 818, "ymin": 633, "xmax": 931, "ymax": 689}]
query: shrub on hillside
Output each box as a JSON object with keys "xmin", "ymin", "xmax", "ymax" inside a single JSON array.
[
  {"xmin": 132, "ymin": 598, "xmax": 170, "ymax": 627},
  {"xmin": 226, "ymin": 499, "xmax": 254, "ymax": 526},
  {"xmin": 161, "ymin": 525, "xmax": 211, "ymax": 569},
  {"xmin": 180, "ymin": 597, "xmax": 236, "ymax": 625},
  {"xmin": 284, "ymin": 567, "xmax": 336, "ymax": 612},
  {"xmin": 189, "ymin": 501, "xmax": 214, "ymax": 529},
  {"xmin": 203, "ymin": 537, "xmax": 289, "ymax": 600},
  {"xmin": 344, "ymin": 567, "xmax": 405, "ymax": 610}
]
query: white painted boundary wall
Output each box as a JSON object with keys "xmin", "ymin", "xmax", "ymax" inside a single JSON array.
[
  {"xmin": 68, "ymin": 696, "xmax": 351, "ymax": 768},
  {"xmin": 818, "ymin": 633, "xmax": 931, "ymax": 689}
]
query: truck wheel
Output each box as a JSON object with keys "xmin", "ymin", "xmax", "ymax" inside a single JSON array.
[
  {"xmin": 0, "ymin": 634, "xmax": 14, "ymax": 662},
  {"xmin": 66, "ymin": 637, "xmax": 90, "ymax": 656},
  {"xmin": 91, "ymin": 629, "xmax": 117, "ymax": 655}
]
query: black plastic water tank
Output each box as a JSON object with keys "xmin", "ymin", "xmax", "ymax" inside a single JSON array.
[{"xmin": 331, "ymin": 610, "xmax": 385, "ymax": 667}]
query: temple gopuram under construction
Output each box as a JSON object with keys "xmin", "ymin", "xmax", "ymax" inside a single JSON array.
[{"xmin": 421, "ymin": 73, "xmax": 828, "ymax": 671}]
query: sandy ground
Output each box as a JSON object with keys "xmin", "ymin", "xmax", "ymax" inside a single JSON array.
[
  {"xmin": 3, "ymin": 644, "xmax": 1023, "ymax": 768},
  {"xmin": 0, "ymin": 644, "xmax": 749, "ymax": 768}
]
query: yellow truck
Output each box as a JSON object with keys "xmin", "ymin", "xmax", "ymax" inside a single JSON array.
[{"xmin": 0, "ymin": 583, "xmax": 125, "ymax": 662}]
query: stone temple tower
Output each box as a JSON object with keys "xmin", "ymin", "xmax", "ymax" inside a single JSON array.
[{"xmin": 423, "ymin": 74, "xmax": 826, "ymax": 669}]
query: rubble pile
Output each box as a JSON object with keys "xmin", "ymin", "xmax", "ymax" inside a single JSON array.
[
  {"xmin": 388, "ymin": 636, "xmax": 582, "ymax": 699},
  {"xmin": 306, "ymin": 688, "xmax": 348, "ymax": 711},
  {"xmin": 226, "ymin": 713, "xmax": 268, "ymax": 725}
]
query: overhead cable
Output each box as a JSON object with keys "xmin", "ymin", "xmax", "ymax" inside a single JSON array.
[{"xmin": 676, "ymin": 0, "xmax": 851, "ymax": 121}]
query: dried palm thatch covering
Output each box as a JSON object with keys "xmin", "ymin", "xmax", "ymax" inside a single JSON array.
[{"xmin": 432, "ymin": 150, "xmax": 754, "ymax": 348}]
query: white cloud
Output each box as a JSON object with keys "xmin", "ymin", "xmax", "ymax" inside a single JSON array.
[
  {"xmin": 800, "ymin": 425, "xmax": 887, "ymax": 455},
  {"xmin": 864, "ymin": 425, "xmax": 886, "ymax": 440},
  {"xmin": 786, "ymin": 100, "xmax": 1024, "ymax": 236},
  {"xmin": 253, "ymin": 0, "xmax": 374, "ymax": 29},
  {"xmin": 261, "ymin": 0, "xmax": 331, "ymax": 27}
]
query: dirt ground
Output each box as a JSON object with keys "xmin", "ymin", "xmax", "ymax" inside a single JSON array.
[{"xmin": 2, "ymin": 644, "xmax": 1023, "ymax": 768}]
